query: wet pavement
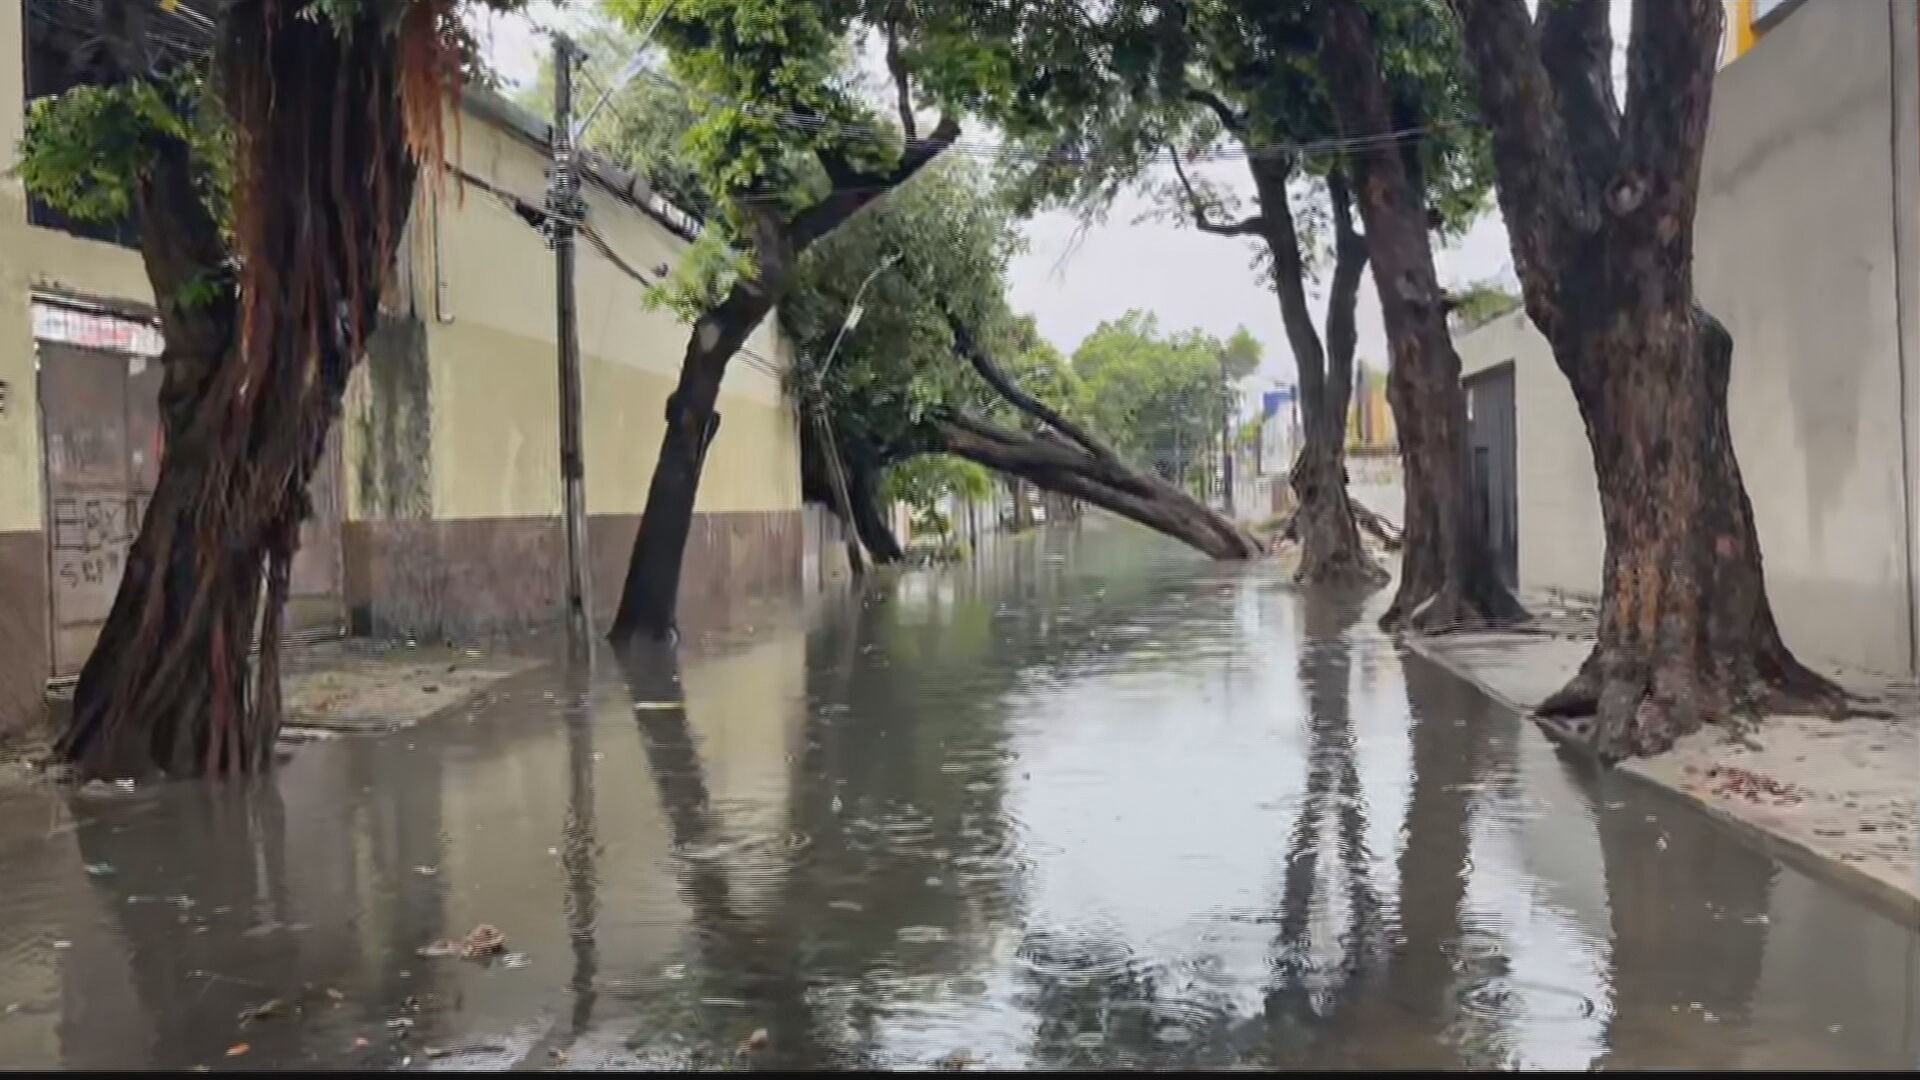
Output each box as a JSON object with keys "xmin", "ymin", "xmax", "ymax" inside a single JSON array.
[{"xmin": 1, "ymin": 519, "xmax": 1916, "ymax": 1070}]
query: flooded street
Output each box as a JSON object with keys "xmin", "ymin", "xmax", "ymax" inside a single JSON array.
[{"xmin": 1, "ymin": 519, "xmax": 1915, "ymax": 1070}]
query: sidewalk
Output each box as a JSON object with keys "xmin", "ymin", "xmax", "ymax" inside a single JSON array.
[
  {"xmin": 1407, "ymin": 591, "xmax": 1920, "ymax": 928},
  {"xmin": 3, "ymin": 637, "xmax": 541, "ymax": 779}
]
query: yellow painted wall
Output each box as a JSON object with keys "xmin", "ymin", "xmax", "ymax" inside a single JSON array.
[
  {"xmin": 419, "ymin": 103, "xmax": 801, "ymax": 523},
  {"xmin": 0, "ymin": 16, "xmax": 800, "ymax": 534}
]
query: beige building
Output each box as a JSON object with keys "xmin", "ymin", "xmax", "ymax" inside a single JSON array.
[
  {"xmin": 0, "ymin": 3, "xmax": 810, "ymax": 736},
  {"xmin": 1456, "ymin": 0, "xmax": 1920, "ymax": 678}
]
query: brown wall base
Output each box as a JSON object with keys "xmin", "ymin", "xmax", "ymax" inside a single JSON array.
[
  {"xmin": 344, "ymin": 509, "xmax": 805, "ymax": 641},
  {"xmin": 0, "ymin": 530, "xmax": 50, "ymax": 739}
]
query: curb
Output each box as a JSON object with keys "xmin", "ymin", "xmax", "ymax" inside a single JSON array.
[{"xmin": 1402, "ymin": 633, "xmax": 1920, "ymax": 931}]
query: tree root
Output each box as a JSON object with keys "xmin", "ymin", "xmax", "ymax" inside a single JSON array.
[
  {"xmin": 1532, "ymin": 639, "xmax": 1891, "ymax": 764},
  {"xmin": 1351, "ymin": 501, "xmax": 1403, "ymax": 551},
  {"xmin": 1402, "ymin": 580, "xmax": 1529, "ymax": 634}
]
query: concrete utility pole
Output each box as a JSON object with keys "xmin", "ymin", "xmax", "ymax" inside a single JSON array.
[{"xmin": 550, "ymin": 35, "xmax": 593, "ymax": 644}]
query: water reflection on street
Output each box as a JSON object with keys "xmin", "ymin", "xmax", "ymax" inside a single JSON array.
[{"xmin": 1, "ymin": 519, "xmax": 1915, "ymax": 1069}]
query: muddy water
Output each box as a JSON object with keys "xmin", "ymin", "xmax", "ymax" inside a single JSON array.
[{"xmin": 1, "ymin": 520, "xmax": 1916, "ymax": 1070}]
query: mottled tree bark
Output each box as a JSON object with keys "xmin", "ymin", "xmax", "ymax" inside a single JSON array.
[
  {"xmin": 61, "ymin": 0, "xmax": 432, "ymax": 778},
  {"xmin": 1449, "ymin": 0, "xmax": 1847, "ymax": 757},
  {"xmin": 1318, "ymin": 3, "xmax": 1526, "ymax": 632}
]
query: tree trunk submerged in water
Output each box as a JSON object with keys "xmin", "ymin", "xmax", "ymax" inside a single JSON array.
[
  {"xmin": 59, "ymin": 0, "xmax": 441, "ymax": 778},
  {"xmin": 1317, "ymin": 2, "xmax": 1525, "ymax": 633},
  {"xmin": 609, "ymin": 277, "xmax": 782, "ymax": 643}
]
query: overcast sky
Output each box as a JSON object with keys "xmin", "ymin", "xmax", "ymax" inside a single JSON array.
[{"xmin": 475, "ymin": 1, "xmax": 1656, "ymax": 398}]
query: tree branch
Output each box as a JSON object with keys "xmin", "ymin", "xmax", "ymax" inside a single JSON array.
[
  {"xmin": 883, "ymin": 18, "xmax": 916, "ymax": 143},
  {"xmin": 1169, "ymin": 147, "xmax": 1264, "ymax": 236},
  {"xmin": 1448, "ymin": 0, "xmax": 1594, "ymax": 337},
  {"xmin": 1620, "ymin": 0, "xmax": 1722, "ymax": 229},
  {"xmin": 1323, "ymin": 170, "xmax": 1369, "ymax": 428},
  {"xmin": 947, "ymin": 312, "xmax": 1116, "ymax": 464},
  {"xmin": 1537, "ymin": 0, "xmax": 1622, "ymax": 195},
  {"xmin": 791, "ymin": 114, "xmax": 960, "ymax": 252},
  {"xmin": 1244, "ymin": 154, "xmax": 1329, "ymax": 425},
  {"xmin": 1186, "ymin": 88, "xmax": 1247, "ymax": 136}
]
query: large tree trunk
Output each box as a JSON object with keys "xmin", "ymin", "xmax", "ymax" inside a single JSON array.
[
  {"xmin": 927, "ymin": 413, "xmax": 1262, "ymax": 559},
  {"xmin": 1449, "ymin": 0, "xmax": 1847, "ymax": 757},
  {"xmin": 1318, "ymin": 3, "xmax": 1525, "ymax": 632},
  {"xmin": 58, "ymin": 0, "xmax": 435, "ymax": 778},
  {"xmin": 844, "ymin": 453, "xmax": 905, "ymax": 564},
  {"xmin": 800, "ymin": 423, "xmax": 904, "ymax": 564},
  {"xmin": 608, "ymin": 119, "xmax": 961, "ymax": 644},
  {"xmin": 609, "ymin": 279, "xmax": 781, "ymax": 643},
  {"xmin": 1536, "ymin": 310, "xmax": 1841, "ymax": 757}
]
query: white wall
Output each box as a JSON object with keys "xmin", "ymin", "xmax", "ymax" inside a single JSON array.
[{"xmin": 1458, "ymin": 0, "xmax": 1920, "ymax": 676}]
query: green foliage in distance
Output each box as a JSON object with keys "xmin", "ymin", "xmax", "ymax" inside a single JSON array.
[
  {"xmin": 1447, "ymin": 278, "xmax": 1522, "ymax": 332},
  {"xmin": 1071, "ymin": 310, "xmax": 1256, "ymax": 493}
]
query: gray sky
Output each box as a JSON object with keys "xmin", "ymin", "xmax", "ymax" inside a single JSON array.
[{"xmin": 476, "ymin": 1, "xmax": 1661, "ymax": 397}]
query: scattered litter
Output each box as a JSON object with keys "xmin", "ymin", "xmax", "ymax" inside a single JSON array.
[
  {"xmin": 51, "ymin": 940, "xmax": 70, "ymax": 950},
  {"xmin": 634, "ymin": 701, "xmax": 682, "ymax": 711},
  {"xmin": 412, "ymin": 865, "xmax": 439, "ymax": 877},
  {"xmin": 661, "ymin": 963, "xmax": 687, "ymax": 980},
  {"xmin": 417, "ymin": 923, "xmax": 507, "ymax": 961},
  {"xmin": 83, "ymin": 862, "xmax": 116, "ymax": 877},
  {"xmin": 325, "ymin": 988, "xmax": 346, "ymax": 1004},
  {"xmin": 351, "ymin": 1037, "xmax": 370, "ymax": 1050},
  {"xmin": 226, "ymin": 1043, "xmax": 250, "ymax": 1057},
  {"xmin": 738, "ymin": 1028, "xmax": 770, "ymax": 1056},
  {"xmin": 828, "ymin": 900, "xmax": 863, "ymax": 913},
  {"xmin": 897, "ymin": 926, "xmax": 950, "ymax": 944},
  {"xmin": 549, "ymin": 1049, "xmax": 569, "ymax": 1065}
]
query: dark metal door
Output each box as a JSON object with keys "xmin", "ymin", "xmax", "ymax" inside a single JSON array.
[{"xmin": 1465, "ymin": 363, "xmax": 1519, "ymax": 591}]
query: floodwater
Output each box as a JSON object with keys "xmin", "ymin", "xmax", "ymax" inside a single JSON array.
[{"xmin": 1, "ymin": 519, "xmax": 1916, "ymax": 1070}]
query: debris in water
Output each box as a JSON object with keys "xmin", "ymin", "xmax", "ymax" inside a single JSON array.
[
  {"xmin": 417, "ymin": 924, "xmax": 507, "ymax": 960},
  {"xmin": 897, "ymin": 926, "xmax": 950, "ymax": 944},
  {"xmin": 828, "ymin": 900, "xmax": 863, "ymax": 913}
]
